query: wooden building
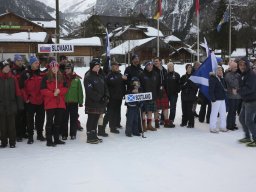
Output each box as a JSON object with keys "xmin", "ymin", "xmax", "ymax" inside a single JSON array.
[{"xmin": 170, "ymin": 47, "xmax": 198, "ymax": 64}]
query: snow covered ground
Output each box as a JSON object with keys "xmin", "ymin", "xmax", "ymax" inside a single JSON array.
[{"xmin": 1, "ymin": 64, "xmax": 255, "ymax": 192}]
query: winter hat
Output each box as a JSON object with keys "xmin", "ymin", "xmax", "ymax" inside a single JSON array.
[
  {"xmin": 90, "ymin": 58, "xmax": 101, "ymax": 69},
  {"xmin": 185, "ymin": 63, "xmax": 192, "ymax": 70},
  {"xmin": 29, "ymin": 56, "xmax": 39, "ymax": 65},
  {"xmin": 216, "ymin": 57, "xmax": 223, "ymax": 64},
  {"xmin": 111, "ymin": 61, "xmax": 121, "ymax": 66},
  {"xmin": 14, "ymin": 54, "xmax": 22, "ymax": 62},
  {"xmin": 239, "ymin": 56, "xmax": 250, "ymax": 66},
  {"xmin": 48, "ymin": 60, "xmax": 59, "ymax": 69},
  {"xmin": 0, "ymin": 60, "xmax": 10, "ymax": 69},
  {"xmin": 131, "ymin": 54, "xmax": 139, "ymax": 61},
  {"xmin": 144, "ymin": 60, "xmax": 153, "ymax": 68}
]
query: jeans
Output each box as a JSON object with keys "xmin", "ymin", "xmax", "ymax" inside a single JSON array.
[{"xmin": 239, "ymin": 101, "xmax": 256, "ymax": 140}]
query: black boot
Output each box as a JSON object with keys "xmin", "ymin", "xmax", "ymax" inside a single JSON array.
[
  {"xmin": 98, "ymin": 125, "xmax": 108, "ymax": 137},
  {"xmin": 37, "ymin": 133, "xmax": 46, "ymax": 141},
  {"xmin": 87, "ymin": 131, "xmax": 100, "ymax": 144},
  {"xmin": 46, "ymin": 137, "xmax": 56, "ymax": 147},
  {"xmin": 110, "ymin": 128, "xmax": 120, "ymax": 134}
]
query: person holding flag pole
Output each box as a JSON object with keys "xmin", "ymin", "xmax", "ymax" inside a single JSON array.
[{"xmin": 41, "ymin": 60, "xmax": 68, "ymax": 147}]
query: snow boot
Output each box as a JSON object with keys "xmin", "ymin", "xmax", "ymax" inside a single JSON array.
[
  {"xmin": 87, "ymin": 130, "xmax": 100, "ymax": 144},
  {"xmin": 98, "ymin": 125, "xmax": 108, "ymax": 137},
  {"xmin": 147, "ymin": 119, "xmax": 156, "ymax": 131}
]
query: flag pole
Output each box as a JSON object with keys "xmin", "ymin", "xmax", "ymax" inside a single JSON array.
[
  {"xmin": 228, "ymin": 0, "xmax": 231, "ymax": 62},
  {"xmin": 197, "ymin": 6, "xmax": 200, "ymax": 62},
  {"xmin": 157, "ymin": 18, "xmax": 160, "ymax": 57}
]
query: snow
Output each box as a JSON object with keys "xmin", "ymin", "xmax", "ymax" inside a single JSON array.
[
  {"xmin": 32, "ymin": 20, "xmax": 56, "ymax": 29},
  {"xmin": 110, "ymin": 37, "xmax": 155, "ymax": 55},
  {"xmin": 231, "ymin": 48, "xmax": 246, "ymax": 58},
  {"xmin": 165, "ymin": 35, "xmax": 182, "ymax": 43},
  {"xmin": 52, "ymin": 37, "xmax": 102, "ymax": 46},
  {"xmin": 136, "ymin": 25, "xmax": 164, "ymax": 37},
  {"xmin": 0, "ymin": 32, "xmax": 47, "ymax": 42},
  {"xmin": 1, "ymin": 64, "xmax": 256, "ymax": 192}
]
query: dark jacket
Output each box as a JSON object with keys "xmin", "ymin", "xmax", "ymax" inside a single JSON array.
[
  {"xmin": 180, "ymin": 73, "xmax": 198, "ymax": 101},
  {"xmin": 84, "ymin": 70, "xmax": 109, "ymax": 114},
  {"xmin": 166, "ymin": 71, "xmax": 180, "ymax": 96},
  {"xmin": 209, "ymin": 73, "xmax": 227, "ymax": 102},
  {"xmin": 140, "ymin": 69, "xmax": 159, "ymax": 100},
  {"xmin": 20, "ymin": 67, "xmax": 45, "ymax": 105},
  {"xmin": 0, "ymin": 72, "xmax": 23, "ymax": 115},
  {"xmin": 124, "ymin": 64, "xmax": 143, "ymax": 93},
  {"xmin": 224, "ymin": 70, "xmax": 241, "ymax": 99},
  {"xmin": 238, "ymin": 69, "xmax": 256, "ymax": 102},
  {"xmin": 153, "ymin": 65, "xmax": 168, "ymax": 88},
  {"xmin": 106, "ymin": 71, "xmax": 125, "ymax": 100}
]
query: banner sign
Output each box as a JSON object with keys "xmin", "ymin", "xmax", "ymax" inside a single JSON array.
[
  {"xmin": 38, "ymin": 44, "xmax": 74, "ymax": 53},
  {"xmin": 125, "ymin": 92, "xmax": 152, "ymax": 103}
]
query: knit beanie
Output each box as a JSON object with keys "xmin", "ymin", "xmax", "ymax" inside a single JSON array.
[
  {"xmin": 14, "ymin": 54, "xmax": 22, "ymax": 62},
  {"xmin": 29, "ymin": 56, "xmax": 39, "ymax": 65}
]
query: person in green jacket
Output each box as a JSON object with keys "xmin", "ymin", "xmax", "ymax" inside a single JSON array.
[{"xmin": 62, "ymin": 63, "xmax": 84, "ymax": 140}]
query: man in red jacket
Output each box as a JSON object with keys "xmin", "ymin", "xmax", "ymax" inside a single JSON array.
[{"xmin": 20, "ymin": 56, "xmax": 46, "ymax": 144}]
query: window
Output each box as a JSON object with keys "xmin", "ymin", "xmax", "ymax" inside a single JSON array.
[{"xmin": 74, "ymin": 57, "xmax": 84, "ymax": 67}]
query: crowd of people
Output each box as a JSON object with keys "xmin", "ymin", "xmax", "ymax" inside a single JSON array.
[{"xmin": 0, "ymin": 53, "xmax": 256, "ymax": 148}]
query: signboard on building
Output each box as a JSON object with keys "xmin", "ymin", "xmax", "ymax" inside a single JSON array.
[{"xmin": 38, "ymin": 44, "xmax": 74, "ymax": 53}]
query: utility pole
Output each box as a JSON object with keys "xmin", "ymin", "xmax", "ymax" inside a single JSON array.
[{"xmin": 56, "ymin": 0, "xmax": 60, "ymax": 61}]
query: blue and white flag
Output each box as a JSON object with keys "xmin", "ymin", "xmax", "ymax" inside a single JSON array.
[
  {"xmin": 217, "ymin": 6, "xmax": 229, "ymax": 32},
  {"xmin": 189, "ymin": 52, "xmax": 218, "ymax": 100}
]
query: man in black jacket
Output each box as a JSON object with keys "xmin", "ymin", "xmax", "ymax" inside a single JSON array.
[
  {"xmin": 238, "ymin": 57, "xmax": 256, "ymax": 147},
  {"xmin": 105, "ymin": 62, "xmax": 126, "ymax": 134}
]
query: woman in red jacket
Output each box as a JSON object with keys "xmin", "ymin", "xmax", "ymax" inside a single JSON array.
[{"xmin": 41, "ymin": 60, "xmax": 68, "ymax": 147}]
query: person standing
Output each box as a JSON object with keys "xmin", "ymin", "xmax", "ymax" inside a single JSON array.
[
  {"xmin": 20, "ymin": 56, "xmax": 46, "ymax": 144},
  {"xmin": 0, "ymin": 60, "xmax": 23, "ymax": 148},
  {"xmin": 166, "ymin": 62, "xmax": 180, "ymax": 128},
  {"xmin": 62, "ymin": 63, "xmax": 84, "ymax": 140},
  {"xmin": 140, "ymin": 61, "xmax": 159, "ymax": 131},
  {"xmin": 180, "ymin": 64, "xmax": 198, "ymax": 128},
  {"xmin": 41, "ymin": 60, "xmax": 68, "ymax": 147},
  {"xmin": 209, "ymin": 65, "xmax": 227, "ymax": 133},
  {"xmin": 237, "ymin": 57, "xmax": 256, "ymax": 147},
  {"xmin": 224, "ymin": 60, "xmax": 241, "ymax": 131},
  {"xmin": 104, "ymin": 61, "xmax": 126, "ymax": 135},
  {"xmin": 153, "ymin": 57, "xmax": 170, "ymax": 128},
  {"xmin": 84, "ymin": 58, "xmax": 109, "ymax": 144},
  {"xmin": 11, "ymin": 54, "xmax": 27, "ymax": 142}
]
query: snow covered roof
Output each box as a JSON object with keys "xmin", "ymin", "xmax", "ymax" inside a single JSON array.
[
  {"xmin": 171, "ymin": 47, "xmax": 198, "ymax": 56},
  {"xmin": 164, "ymin": 35, "xmax": 181, "ymax": 43},
  {"xmin": 0, "ymin": 32, "xmax": 48, "ymax": 42},
  {"xmin": 110, "ymin": 37, "xmax": 155, "ymax": 55},
  {"xmin": 52, "ymin": 37, "xmax": 102, "ymax": 46},
  {"xmin": 32, "ymin": 20, "xmax": 56, "ymax": 29},
  {"xmin": 136, "ymin": 25, "xmax": 164, "ymax": 37},
  {"xmin": 231, "ymin": 48, "xmax": 246, "ymax": 57}
]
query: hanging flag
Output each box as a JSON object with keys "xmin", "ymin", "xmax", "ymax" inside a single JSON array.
[
  {"xmin": 195, "ymin": 0, "xmax": 200, "ymax": 16},
  {"xmin": 203, "ymin": 37, "xmax": 210, "ymax": 57},
  {"xmin": 103, "ymin": 28, "xmax": 111, "ymax": 74},
  {"xmin": 153, "ymin": 0, "xmax": 162, "ymax": 19},
  {"xmin": 189, "ymin": 52, "xmax": 218, "ymax": 100},
  {"xmin": 217, "ymin": 6, "xmax": 229, "ymax": 32}
]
